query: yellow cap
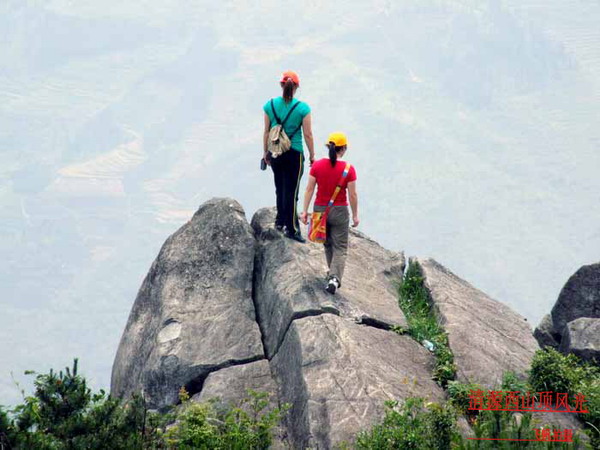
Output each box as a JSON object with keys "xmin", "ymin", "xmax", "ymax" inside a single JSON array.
[{"xmin": 327, "ymin": 132, "xmax": 347, "ymax": 147}]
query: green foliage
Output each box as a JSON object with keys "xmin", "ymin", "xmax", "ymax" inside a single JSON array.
[
  {"xmin": 447, "ymin": 380, "xmax": 483, "ymax": 415},
  {"xmin": 398, "ymin": 261, "xmax": 456, "ymax": 387},
  {"xmin": 464, "ymin": 410, "xmax": 579, "ymax": 449},
  {"xmin": 359, "ymin": 390, "xmax": 586, "ymax": 449},
  {"xmin": 1, "ymin": 360, "xmax": 285, "ymax": 449},
  {"xmin": 530, "ymin": 348, "xmax": 600, "ymax": 447},
  {"xmin": 165, "ymin": 388, "xmax": 289, "ymax": 450},
  {"xmin": 501, "ymin": 371, "xmax": 528, "ymax": 394},
  {"xmin": 436, "ymin": 375, "xmax": 592, "ymax": 449},
  {"xmin": 1, "ymin": 359, "xmax": 164, "ymax": 449},
  {"xmin": 529, "ymin": 348, "xmax": 592, "ymax": 394},
  {"xmin": 355, "ymin": 398, "xmax": 460, "ymax": 450},
  {"xmin": 529, "ymin": 348, "xmax": 599, "ymax": 395}
]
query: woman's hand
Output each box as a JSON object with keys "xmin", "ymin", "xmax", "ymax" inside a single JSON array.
[
  {"xmin": 352, "ymin": 215, "xmax": 360, "ymax": 227},
  {"xmin": 300, "ymin": 211, "xmax": 308, "ymax": 225},
  {"xmin": 263, "ymin": 151, "xmax": 271, "ymax": 166}
]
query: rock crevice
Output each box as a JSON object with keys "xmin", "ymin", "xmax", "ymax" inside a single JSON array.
[{"xmin": 183, "ymin": 354, "xmax": 267, "ymax": 399}]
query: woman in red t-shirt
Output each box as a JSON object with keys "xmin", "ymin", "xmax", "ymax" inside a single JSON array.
[{"xmin": 300, "ymin": 132, "xmax": 359, "ymax": 294}]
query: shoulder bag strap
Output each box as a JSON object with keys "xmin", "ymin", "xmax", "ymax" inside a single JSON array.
[
  {"xmin": 281, "ymin": 100, "xmax": 301, "ymax": 128},
  {"xmin": 324, "ymin": 163, "xmax": 352, "ymax": 215},
  {"xmin": 286, "ymin": 101, "xmax": 304, "ymax": 140},
  {"xmin": 270, "ymin": 99, "xmax": 281, "ymax": 124},
  {"xmin": 287, "ymin": 121, "xmax": 303, "ymax": 141}
]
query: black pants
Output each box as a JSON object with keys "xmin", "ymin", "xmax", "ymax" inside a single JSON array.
[{"xmin": 271, "ymin": 150, "xmax": 304, "ymax": 234}]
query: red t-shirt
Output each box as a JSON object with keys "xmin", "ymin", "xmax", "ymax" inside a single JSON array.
[{"xmin": 309, "ymin": 158, "xmax": 357, "ymax": 206}]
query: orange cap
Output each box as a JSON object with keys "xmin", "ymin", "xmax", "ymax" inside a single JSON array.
[{"xmin": 280, "ymin": 70, "xmax": 300, "ymax": 86}]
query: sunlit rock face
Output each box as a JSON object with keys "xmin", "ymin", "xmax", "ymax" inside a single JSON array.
[
  {"xmin": 112, "ymin": 197, "xmax": 548, "ymax": 448},
  {"xmin": 111, "ymin": 198, "xmax": 263, "ymax": 409}
]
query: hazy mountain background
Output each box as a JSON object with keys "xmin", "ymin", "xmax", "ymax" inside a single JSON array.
[{"xmin": 1, "ymin": 0, "xmax": 599, "ymax": 406}]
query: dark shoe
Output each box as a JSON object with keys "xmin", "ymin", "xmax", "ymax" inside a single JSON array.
[
  {"xmin": 285, "ymin": 230, "xmax": 306, "ymax": 243},
  {"xmin": 325, "ymin": 276, "xmax": 340, "ymax": 294},
  {"xmin": 325, "ymin": 273, "xmax": 342, "ymax": 289}
]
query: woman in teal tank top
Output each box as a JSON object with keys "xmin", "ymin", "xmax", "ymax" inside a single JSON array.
[{"xmin": 262, "ymin": 70, "xmax": 315, "ymax": 242}]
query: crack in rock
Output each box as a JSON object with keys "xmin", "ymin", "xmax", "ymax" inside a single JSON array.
[{"xmin": 183, "ymin": 354, "xmax": 266, "ymax": 400}]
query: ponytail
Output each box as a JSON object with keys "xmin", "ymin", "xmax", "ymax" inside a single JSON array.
[
  {"xmin": 328, "ymin": 141, "xmax": 337, "ymax": 167},
  {"xmin": 282, "ymin": 79, "xmax": 295, "ymax": 103}
]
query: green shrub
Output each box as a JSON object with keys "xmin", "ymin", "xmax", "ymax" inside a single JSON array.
[
  {"xmin": 579, "ymin": 377, "xmax": 600, "ymax": 447},
  {"xmin": 164, "ymin": 388, "xmax": 288, "ymax": 450},
  {"xmin": 466, "ymin": 409, "xmax": 581, "ymax": 449},
  {"xmin": 398, "ymin": 261, "xmax": 456, "ymax": 387},
  {"xmin": 355, "ymin": 398, "xmax": 459, "ymax": 449},
  {"xmin": 501, "ymin": 371, "xmax": 528, "ymax": 394},
  {"xmin": 1, "ymin": 358, "xmax": 164, "ymax": 449},
  {"xmin": 447, "ymin": 380, "xmax": 484, "ymax": 416},
  {"xmin": 529, "ymin": 348, "xmax": 592, "ymax": 394},
  {"xmin": 530, "ymin": 348, "xmax": 600, "ymax": 447},
  {"xmin": 1, "ymin": 360, "xmax": 286, "ymax": 450},
  {"xmin": 434, "ymin": 375, "xmax": 591, "ymax": 449}
]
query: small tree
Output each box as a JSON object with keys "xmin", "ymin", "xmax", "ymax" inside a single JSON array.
[{"xmin": 2, "ymin": 359, "xmax": 163, "ymax": 449}]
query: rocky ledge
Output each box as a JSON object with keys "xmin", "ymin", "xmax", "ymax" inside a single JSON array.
[{"xmin": 111, "ymin": 198, "xmax": 548, "ymax": 448}]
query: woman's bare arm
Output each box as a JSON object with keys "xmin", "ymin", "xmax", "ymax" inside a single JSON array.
[
  {"xmin": 302, "ymin": 113, "xmax": 315, "ymax": 165},
  {"xmin": 347, "ymin": 181, "xmax": 359, "ymax": 227},
  {"xmin": 263, "ymin": 113, "xmax": 271, "ymax": 164},
  {"xmin": 300, "ymin": 175, "xmax": 317, "ymax": 224}
]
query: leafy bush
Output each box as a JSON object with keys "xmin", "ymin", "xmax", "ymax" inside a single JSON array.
[
  {"xmin": 0, "ymin": 358, "xmax": 162, "ymax": 449},
  {"xmin": 466, "ymin": 409, "xmax": 581, "ymax": 449},
  {"xmin": 501, "ymin": 371, "xmax": 528, "ymax": 394},
  {"xmin": 358, "ymin": 392, "xmax": 586, "ymax": 449},
  {"xmin": 355, "ymin": 398, "xmax": 459, "ymax": 449},
  {"xmin": 164, "ymin": 388, "xmax": 288, "ymax": 449},
  {"xmin": 530, "ymin": 348, "xmax": 600, "ymax": 447},
  {"xmin": 398, "ymin": 261, "xmax": 456, "ymax": 387},
  {"xmin": 447, "ymin": 380, "xmax": 484, "ymax": 416},
  {"xmin": 1, "ymin": 360, "xmax": 286, "ymax": 450},
  {"xmin": 440, "ymin": 374, "xmax": 592, "ymax": 449},
  {"xmin": 529, "ymin": 348, "xmax": 594, "ymax": 394}
]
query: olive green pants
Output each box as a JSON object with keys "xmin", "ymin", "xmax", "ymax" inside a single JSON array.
[{"xmin": 314, "ymin": 205, "xmax": 350, "ymax": 284}]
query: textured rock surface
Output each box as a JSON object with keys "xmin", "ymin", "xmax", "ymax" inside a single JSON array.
[
  {"xmin": 270, "ymin": 313, "xmax": 445, "ymax": 449},
  {"xmin": 533, "ymin": 313, "xmax": 559, "ymax": 349},
  {"xmin": 112, "ymin": 198, "xmax": 552, "ymax": 449},
  {"xmin": 251, "ymin": 207, "xmax": 407, "ymax": 358},
  {"xmin": 551, "ymin": 262, "xmax": 600, "ymax": 338},
  {"xmin": 558, "ymin": 317, "xmax": 600, "ymax": 362},
  {"xmin": 111, "ymin": 198, "xmax": 264, "ymax": 409},
  {"xmin": 194, "ymin": 359, "xmax": 277, "ymax": 407},
  {"xmin": 416, "ymin": 257, "xmax": 539, "ymax": 388}
]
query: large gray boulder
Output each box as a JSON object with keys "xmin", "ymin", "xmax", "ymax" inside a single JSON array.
[
  {"xmin": 415, "ymin": 257, "xmax": 539, "ymax": 388},
  {"xmin": 112, "ymin": 198, "xmax": 556, "ymax": 448},
  {"xmin": 533, "ymin": 313, "xmax": 559, "ymax": 349},
  {"xmin": 558, "ymin": 317, "xmax": 600, "ymax": 362},
  {"xmin": 112, "ymin": 201, "xmax": 427, "ymax": 448},
  {"xmin": 111, "ymin": 198, "xmax": 264, "ymax": 410},
  {"xmin": 551, "ymin": 263, "xmax": 600, "ymax": 338},
  {"xmin": 251, "ymin": 207, "xmax": 407, "ymax": 359}
]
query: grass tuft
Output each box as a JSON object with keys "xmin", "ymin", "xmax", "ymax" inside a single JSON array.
[{"xmin": 397, "ymin": 260, "xmax": 457, "ymax": 387}]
